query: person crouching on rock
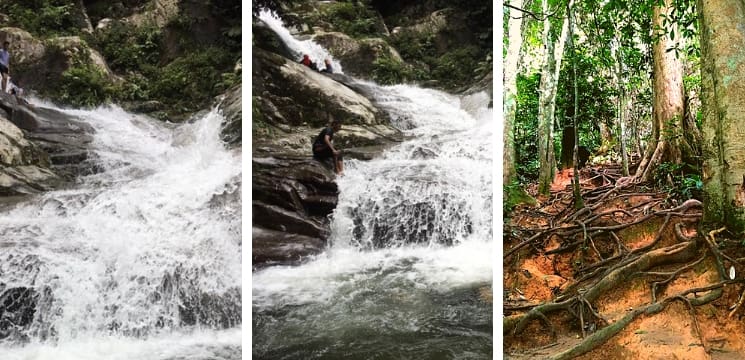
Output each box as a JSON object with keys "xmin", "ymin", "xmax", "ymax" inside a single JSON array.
[
  {"xmin": 299, "ymin": 54, "xmax": 318, "ymax": 71},
  {"xmin": 312, "ymin": 119, "xmax": 344, "ymax": 175}
]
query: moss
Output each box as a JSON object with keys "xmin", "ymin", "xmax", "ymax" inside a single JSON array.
[{"xmin": 503, "ymin": 183, "xmax": 537, "ymax": 214}]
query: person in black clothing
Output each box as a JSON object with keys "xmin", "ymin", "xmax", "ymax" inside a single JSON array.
[
  {"xmin": 320, "ymin": 58, "xmax": 333, "ymax": 73},
  {"xmin": 313, "ymin": 120, "xmax": 343, "ymax": 174}
]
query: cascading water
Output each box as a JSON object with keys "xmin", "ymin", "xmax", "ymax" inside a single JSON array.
[
  {"xmin": 258, "ymin": 9, "xmax": 343, "ymax": 73},
  {"xmin": 253, "ymin": 12, "xmax": 493, "ymax": 359},
  {"xmin": 0, "ymin": 101, "xmax": 242, "ymax": 359}
]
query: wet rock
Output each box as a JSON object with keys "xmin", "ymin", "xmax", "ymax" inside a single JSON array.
[
  {"xmin": 218, "ymin": 84, "xmax": 241, "ymax": 148},
  {"xmin": 0, "ymin": 287, "xmax": 41, "ymax": 341},
  {"xmin": 252, "ymin": 156, "xmax": 339, "ymax": 267},
  {"xmin": 156, "ymin": 267, "xmax": 240, "ymax": 330},
  {"xmin": 0, "ymin": 92, "xmax": 96, "ymax": 192},
  {"xmin": 252, "ymin": 227, "xmax": 326, "ymax": 268}
]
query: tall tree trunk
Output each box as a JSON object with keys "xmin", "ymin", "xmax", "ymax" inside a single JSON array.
[
  {"xmin": 634, "ymin": 0, "xmax": 685, "ymax": 181},
  {"xmin": 700, "ymin": 0, "xmax": 745, "ymax": 231},
  {"xmin": 503, "ymin": 0, "xmax": 526, "ymax": 185},
  {"xmin": 568, "ymin": 0, "xmax": 583, "ymax": 209},
  {"xmin": 612, "ymin": 35, "xmax": 630, "ymax": 176},
  {"xmin": 537, "ymin": 0, "xmax": 571, "ymax": 196}
]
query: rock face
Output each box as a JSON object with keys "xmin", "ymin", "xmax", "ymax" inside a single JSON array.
[
  {"xmin": 312, "ymin": 32, "xmax": 403, "ymax": 78},
  {"xmin": 252, "ymin": 156, "xmax": 339, "ymax": 269},
  {"xmin": 254, "ymin": 47, "xmax": 385, "ymax": 128},
  {"xmin": 0, "ymin": 28, "xmax": 45, "ymax": 65},
  {"xmin": 1, "ymin": 29, "xmax": 117, "ymax": 98},
  {"xmin": 218, "ymin": 83, "xmax": 241, "ymax": 148},
  {"xmin": 0, "ymin": 92, "xmax": 95, "ymax": 195}
]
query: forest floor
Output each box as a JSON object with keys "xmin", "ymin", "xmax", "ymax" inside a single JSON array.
[{"xmin": 504, "ymin": 165, "xmax": 745, "ymax": 360}]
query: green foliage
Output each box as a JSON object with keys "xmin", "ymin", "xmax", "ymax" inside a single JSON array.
[
  {"xmin": 55, "ymin": 63, "xmax": 111, "ymax": 107},
  {"xmin": 44, "ymin": 40, "xmax": 113, "ymax": 107},
  {"xmin": 318, "ymin": 2, "xmax": 381, "ymax": 39},
  {"xmin": 147, "ymin": 46, "xmax": 235, "ymax": 113},
  {"xmin": 556, "ymin": 52, "xmax": 616, "ymax": 153},
  {"xmin": 370, "ymin": 53, "xmax": 425, "ymax": 85},
  {"xmin": 654, "ymin": 162, "xmax": 703, "ymax": 202},
  {"xmin": 92, "ymin": 22, "xmax": 162, "ymax": 73},
  {"xmin": 431, "ymin": 46, "xmax": 481, "ymax": 90},
  {"xmin": 0, "ymin": 0, "xmax": 80, "ymax": 37},
  {"xmin": 514, "ymin": 73, "xmax": 541, "ymax": 182},
  {"xmin": 390, "ymin": 31, "xmax": 436, "ymax": 61}
]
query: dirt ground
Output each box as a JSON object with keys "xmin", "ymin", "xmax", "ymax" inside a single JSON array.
[{"xmin": 504, "ymin": 167, "xmax": 745, "ymax": 359}]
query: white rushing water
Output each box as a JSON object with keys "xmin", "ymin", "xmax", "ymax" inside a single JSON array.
[
  {"xmin": 253, "ymin": 84, "xmax": 493, "ymax": 307},
  {"xmin": 0, "ymin": 102, "xmax": 241, "ymax": 359},
  {"xmin": 258, "ymin": 9, "xmax": 343, "ymax": 73}
]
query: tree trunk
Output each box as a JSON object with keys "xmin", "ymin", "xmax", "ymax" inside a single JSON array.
[
  {"xmin": 503, "ymin": 0, "xmax": 526, "ymax": 185},
  {"xmin": 537, "ymin": 0, "xmax": 571, "ymax": 196},
  {"xmin": 568, "ymin": 0, "xmax": 582, "ymax": 209},
  {"xmin": 634, "ymin": 0, "xmax": 685, "ymax": 182},
  {"xmin": 699, "ymin": 0, "xmax": 745, "ymax": 231},
  {"xmin": 612, "ymin": 35, "xmax": 630, "ymax": 176}
]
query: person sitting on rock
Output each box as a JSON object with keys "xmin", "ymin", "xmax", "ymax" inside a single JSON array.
[
  {"xmin": 312, "ymin": 119, "xmax": 344, "ymax": 175},
  {"xmin": 320, "ymin": 58, "xmax": 333, "ymax": 73},
  {"xmin": 299, "ymin": 54, "xmax": 318, "ymax": 71},
  {"xmin": 0, "ymin": 41, "xmax": 9, "ymax": 93}
]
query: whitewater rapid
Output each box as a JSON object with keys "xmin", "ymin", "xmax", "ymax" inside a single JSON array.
[{"xmin": 0, "ymin": 100, "xmax": 241, "ymax": 359}]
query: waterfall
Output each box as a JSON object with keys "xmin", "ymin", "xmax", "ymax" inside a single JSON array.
[
  {"xmin": 0, "ymin": 103, "xmax": 241, "ymax": 359},
  {"xmin": 253, "ymin": 11, "xmax": 492, "ymax": 359},
  {"xmin": 258, "ymin": 9, "xmax": 343, "ymax": 73}
]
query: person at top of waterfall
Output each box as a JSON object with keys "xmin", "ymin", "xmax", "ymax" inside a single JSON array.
[
  {"xmin": 0, "ymin": 41, "xmax": 10, "ymax": 93},
  {"xmin": 320, "ymin": 58, "xmax": 333, "ymax": 74},
  {"xmin": 312, "ymin": 119, "xmax": 344, "ymax": 175},
  {"xmin": 299, "ymin": 54, "xmax": 318, "ymax": 71}
]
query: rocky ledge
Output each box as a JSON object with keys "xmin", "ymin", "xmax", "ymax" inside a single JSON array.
[{"xmin": 0, "ymin": 92, "xmax": 94, "ymax": 197}]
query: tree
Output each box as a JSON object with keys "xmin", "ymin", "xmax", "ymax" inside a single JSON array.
[
  {"xmin": 634, "ymin": 0, "xmax": 689, "ymax": 181},
  {"xmin": 537, "ymin": 0, "xmax": 571, "ymax": 196},
  {"xmin": 700, "ymin": 0, "xmax": 745, "ymax": 231},
  {"xmin": 504, "ymin": 0, "xmax": 527, "ymax": 186}
]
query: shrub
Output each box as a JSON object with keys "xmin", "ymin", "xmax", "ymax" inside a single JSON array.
[
  {"xmin": 54, "ymin": 63, "xmax": 111, "ymax": 107},
  {"xmin": 318, "ymin": 2, "xmax": 381, "ymax": 39},
  {"xmin": 654, "ymin": 162, "xmax": 703, "ymax": 202},
  {"xmin": 148, "ymin": 46, "xmax": 235, "ymax": 112},
  {"xmin": 92, "ymin": 22, "xmax": 162, "ymax": 73},
  {"xmin": 0, "ymin": 0, "xmax": 81, "ymax": 37}
]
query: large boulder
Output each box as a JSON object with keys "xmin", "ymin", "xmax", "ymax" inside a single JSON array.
[
  {"xmin": 0, "ymin": 92, "xmax": 95, "ymax": 187},
  {"xmin": 253, "ymin": 47, "xmax": 384, "ymax": 128},
  {"xmin": 0, "ymin": 28, "xmax": 46, "ymax": 65},
  {"xmin": 0, "ymin": 97, "xmax": 61, "ymax": 196},
  {"xmin": 252, "ymin": 155, "xmax": 339, "ymax": 269},
  {"xmin": 312, "ymin": 32, "xmax": 403, "ymax": 78}
]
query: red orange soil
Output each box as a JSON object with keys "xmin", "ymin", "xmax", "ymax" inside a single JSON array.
[{"xmin": 504, "ymin": 165, "xmax": 745, "ymax": 359}]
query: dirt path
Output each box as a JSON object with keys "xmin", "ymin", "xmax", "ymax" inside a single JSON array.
[{"xmin": 504, "ymin": 166, "xmax": 745, "ymax": 359}]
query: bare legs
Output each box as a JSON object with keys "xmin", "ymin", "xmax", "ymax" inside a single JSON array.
[{"xmin": 333, "ymin": 154, "xmax": 344, "ymax": 175}]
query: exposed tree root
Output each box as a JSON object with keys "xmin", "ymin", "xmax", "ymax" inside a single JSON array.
[{"xmin": 504, "ymin": 173, "xmax": 745, "ymax": 358}]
